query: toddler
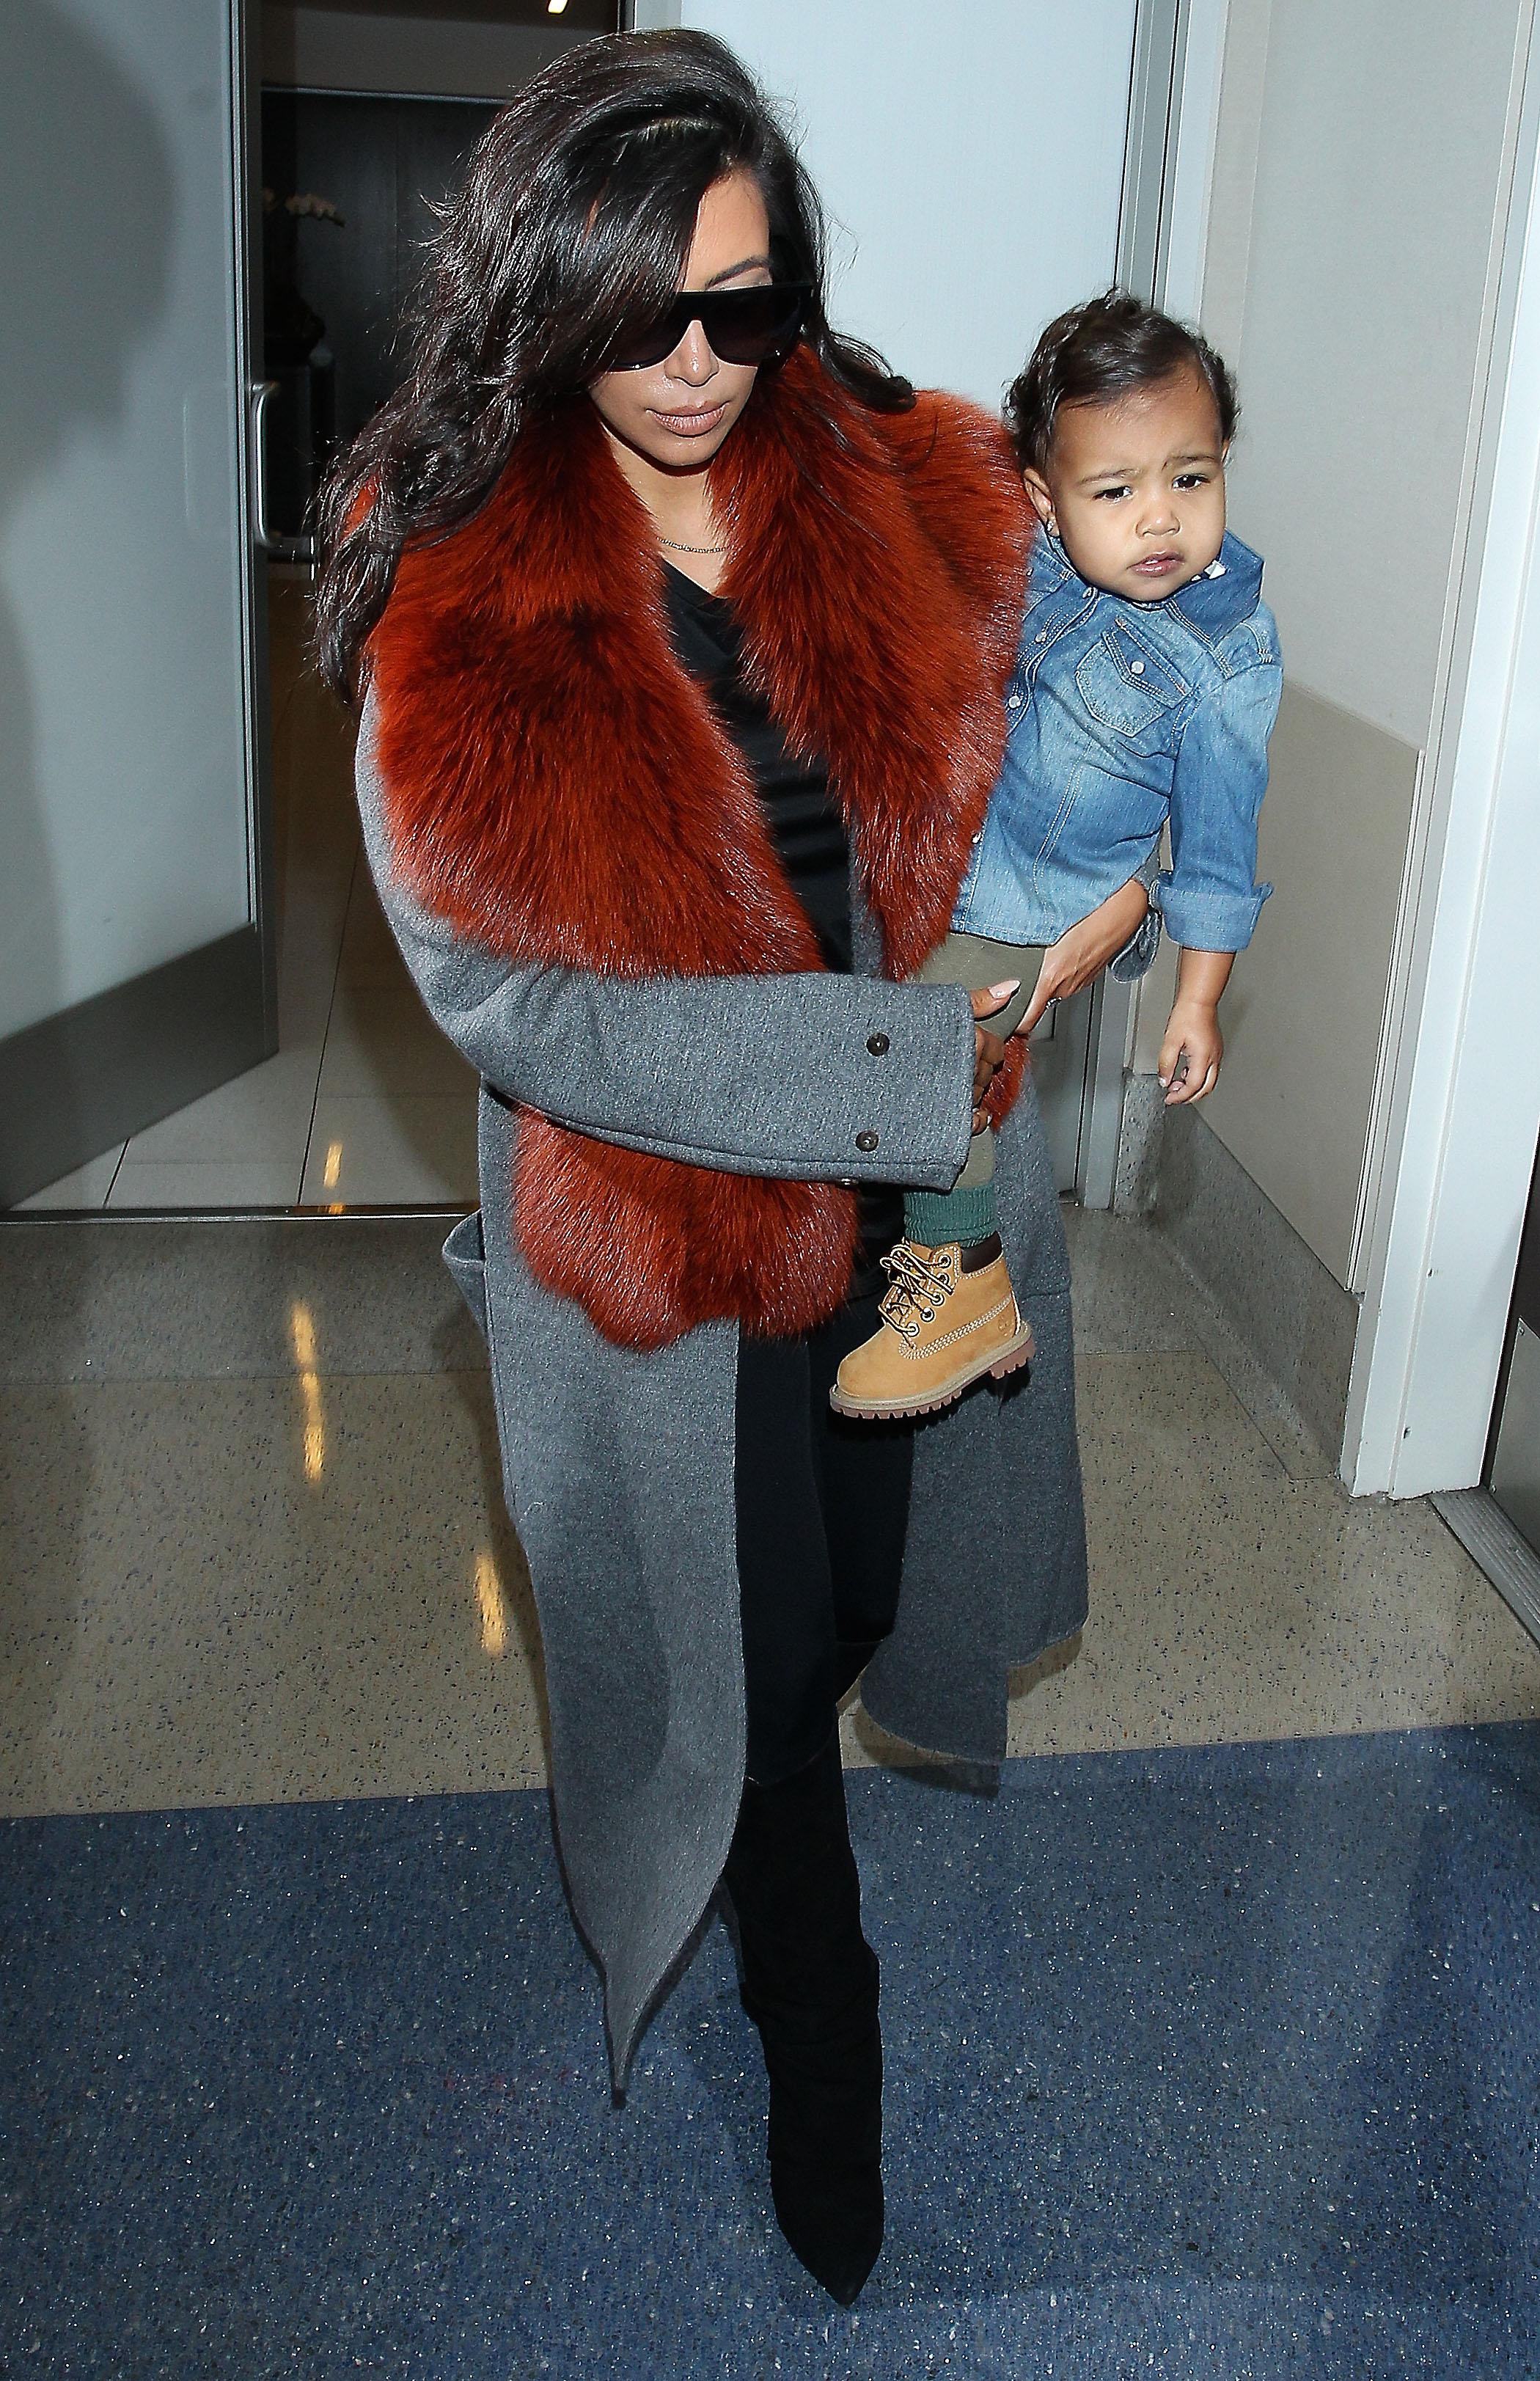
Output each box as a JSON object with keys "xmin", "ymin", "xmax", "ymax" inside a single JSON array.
[{"xmin": 832, "ymin": 290, "xmax": 1283, "ymax": 1419}]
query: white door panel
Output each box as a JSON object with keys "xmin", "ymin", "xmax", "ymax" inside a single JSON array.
[{"xmin": 676, "ymin": 0, "xmax": 1137, "ymax": 410}]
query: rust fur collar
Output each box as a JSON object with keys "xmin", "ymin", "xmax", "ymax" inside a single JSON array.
[{"xmin": 367, "ymin": 348, "xmax": 1030, "ymax": 1347}]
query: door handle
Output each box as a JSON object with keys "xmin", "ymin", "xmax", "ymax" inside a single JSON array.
[{"xmin": 249, "ymin": 378, "xmax": 315, "ymax": 563}]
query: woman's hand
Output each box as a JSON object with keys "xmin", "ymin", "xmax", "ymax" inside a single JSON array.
[
  {"xmin": 1015, "ymin": 876, "xmax": 1151, "ymax": 1039},
  {"xmin": 971, "ymin": 980, "xmax": 1018, "ymax": 1129}
]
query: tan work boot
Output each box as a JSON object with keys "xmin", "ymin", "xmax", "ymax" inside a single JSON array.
[{"xmin": 829, "ymin": 1235, "xmax": 1034, "ymax": 1420}]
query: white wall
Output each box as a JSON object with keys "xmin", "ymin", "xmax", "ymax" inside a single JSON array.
[
  {"xmin": 261, "ymin": 7, "xmax": 578, "ymax": 100},
  {"xmin": 1221, "ymin": 0, "xmax": 1525, "ymax": 752},
  {"xmin": 1346, "ymin": 84, "xmax": 1540, "ymax": 1498},
  {"xmin": 1143, "ymin": 0, "xmax": 1531, "ymax": 1292},
  {"xmin": 0, "ymin": 0, "xmax": 254, "ymax": 1039},
  {"xmin": 639, "ymin": 0, "xmax": 1137, "ymax": 410}
]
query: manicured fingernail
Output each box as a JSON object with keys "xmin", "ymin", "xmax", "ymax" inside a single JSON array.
[{"xmin": 990, "ymin": 980, "xmax": 1020, "ymax": 997}]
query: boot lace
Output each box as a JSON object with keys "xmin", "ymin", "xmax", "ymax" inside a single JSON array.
[{"xmin": 876, "ymin": 1242, "xmax": 955, "ymax": 1342}]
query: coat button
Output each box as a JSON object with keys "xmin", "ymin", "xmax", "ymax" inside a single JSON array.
[
  {"xmin": 866, "ymin": 1033, "xmax": 890, "ymax": 1056},
  {"xmin": 855, "ymin": 1130, "xmax": 879, "ymax": 1152}
]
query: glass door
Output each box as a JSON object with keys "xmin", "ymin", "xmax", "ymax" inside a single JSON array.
[{"xmin": 0, "ymin": 0, "xmax": 273, "ymax": 1209}]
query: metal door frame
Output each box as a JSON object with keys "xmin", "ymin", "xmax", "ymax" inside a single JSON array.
[
  {"xmin": 235, "ymin": 0, "xmax": 280, "ymax": 1057},
  {"xmin": 1074, "ymin": 0, "xmax": 1230, "ymax": 1204}
]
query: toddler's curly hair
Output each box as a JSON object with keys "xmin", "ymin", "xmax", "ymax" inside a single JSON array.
[{"xmin": 1007, "ymin": 290, "xmax": 1238, "ymax": 475}]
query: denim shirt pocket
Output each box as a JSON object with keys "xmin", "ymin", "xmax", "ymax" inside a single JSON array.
[{"xmin": 1074, "ymin": 621, "xmax": 1187, "ymax": 746}]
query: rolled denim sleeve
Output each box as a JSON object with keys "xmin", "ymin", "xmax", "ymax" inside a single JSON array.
[
  {"xmin": 1157, "ymin": 651, "xmax": 1282, "ymax": 952},
  {"xmin": 1104, "ymin": 849, "xmax": 1165, "ymax": 982},
  {"xmin": 1107, "ymin": 901, "xmax": 1163, "ymax": 983}
]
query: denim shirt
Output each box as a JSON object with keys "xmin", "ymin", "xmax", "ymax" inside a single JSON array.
[{"xmin": 954, "ymin": 527, "xmax": 1283, "ymax": 968}]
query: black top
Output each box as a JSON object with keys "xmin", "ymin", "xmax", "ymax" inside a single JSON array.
[
  {"xmin": 661, "ymin": 564, "xmax": 853, "ymax": 969},
  {"xmin": 661, "ymin": 563, "xmax": 902, "ymax": 1277}
]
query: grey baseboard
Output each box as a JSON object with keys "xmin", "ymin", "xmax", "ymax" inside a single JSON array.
[
  {"xmin": 0, "ymin": 927, "xmax": 274, "ymax": 1208},
  {"xmin": 1113, "ymin": 1071, "xmax": 1166, "ymax": 1215},
  {"xmin": 1432, "ymin": 1489, "xmax": 1540, "ymax": 1651},
  {"xmin": 1151, "ymin": 1101, "xmax": 1359, "ymax": 1463}
]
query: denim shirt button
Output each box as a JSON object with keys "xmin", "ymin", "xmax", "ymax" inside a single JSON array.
[
  {"xmin": 1007, "ymin": 693, "xmax": 1022, "ymax": 709},
  {"xmin": 1130, "ymin": 659, "xmax": 1145, "ymax": 674},
  {"xmin": 1035, "ymin": 631, "xmax": 1048, "ymax": 644}
]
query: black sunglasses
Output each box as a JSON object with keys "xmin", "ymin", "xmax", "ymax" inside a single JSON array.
[{"xmin": 608, "ymin": 282, "xmax": 811, "ymax": 371}]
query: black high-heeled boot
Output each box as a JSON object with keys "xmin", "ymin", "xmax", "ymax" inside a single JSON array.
[{"xmin": 722, "ymin": 1731, "xmax": 884, "ymax": 2305}]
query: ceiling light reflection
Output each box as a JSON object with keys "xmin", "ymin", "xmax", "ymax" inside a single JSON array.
[
  {"xmin": 475, "ymin": 1550, "xmax": 508, "ymax": 1657},
  {"xmin": 290, "ymin": 1298, "xmax": 326, "ymax": 1483}
]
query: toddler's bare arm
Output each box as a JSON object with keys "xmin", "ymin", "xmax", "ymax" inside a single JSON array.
[{"xmin": 1159, "ymin": 948, "xmax": 1234, "ymax": 1104}]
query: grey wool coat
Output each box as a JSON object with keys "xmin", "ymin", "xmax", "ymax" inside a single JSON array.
[{"xmin": 356, "ymin": 712, "xmax": 1089, "ymax": 2085}]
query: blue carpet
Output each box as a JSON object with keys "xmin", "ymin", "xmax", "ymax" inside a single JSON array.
[{"xmin": 3, "ymin": 1726, "xmax": 1538, "ymax": 2379}]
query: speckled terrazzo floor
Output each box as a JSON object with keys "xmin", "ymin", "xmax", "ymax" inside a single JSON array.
[
  {"xmin": 3, "ymin": 1728, "xmax": 1538, "ymax": 2377},
  {"xmin": 1, "ymin": 1211, "xmax": 1536, "ymax": 1813},
  {"xmin": 3, "ymin": 1211, "xmax": 1540, "ymax": 2374}
]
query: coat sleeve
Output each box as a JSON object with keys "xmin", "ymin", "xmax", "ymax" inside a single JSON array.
[{"xmin": 356, "ymin": 702, "xmax": 978, "ymax": 1191}]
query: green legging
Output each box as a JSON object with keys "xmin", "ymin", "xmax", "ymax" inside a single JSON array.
[{"xmin": 907, "ymin": 930, "xmax": 1043, "ymax": 1241}]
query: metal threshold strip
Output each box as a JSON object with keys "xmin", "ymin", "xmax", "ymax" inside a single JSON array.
[
  {"xmin": 0, "ymin": 1207, "xmax": 472, "ymax": 1226},
  {"xmin": 1433, "ymin": 1487, "xmax": 1540, "ymax": 1652}
]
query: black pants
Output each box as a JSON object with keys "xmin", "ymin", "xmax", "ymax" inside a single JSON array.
[{"xmin": 735, "ymin": 1289, "xmax": 914, "ymax": 1785}]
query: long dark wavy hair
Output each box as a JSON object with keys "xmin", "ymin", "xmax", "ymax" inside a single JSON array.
[{"xmin": 313, "ymin": 28, "xmax": 912, "ymax": 701}]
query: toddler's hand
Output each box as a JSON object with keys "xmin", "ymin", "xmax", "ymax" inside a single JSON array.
[{"xmin": 1159, "ymin": 1001, "xmax": 1223, "ymax": 1105}]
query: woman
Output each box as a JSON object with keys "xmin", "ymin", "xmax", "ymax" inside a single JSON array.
[{"xmin": 316, "ymin": 30, "xmax": 1112, "ymax": 2305}]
